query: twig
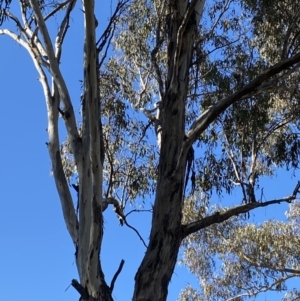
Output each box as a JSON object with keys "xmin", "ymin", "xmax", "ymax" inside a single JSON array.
[
  {"xmin": 124, "ymin": 220, "xmax": 147, "ymax": 248},
  {"xmin": 125, "ymin": 209, "xmax": 153, "ymax": 217},
  {"xmin": 103, "ymin": 198, "xmax": 148, "ymax": 247},
  {"xmin": 43, "ymin": 0, "xmax": 73, "ymax": 22},
  {"xmin": 110, "ymin": 259, "xmax": 125, "ymax": 292}
]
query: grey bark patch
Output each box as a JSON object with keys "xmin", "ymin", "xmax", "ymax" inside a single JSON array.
[{"xmin": 89, "ymin": 249, "xmax": 94, "ymax": 259}]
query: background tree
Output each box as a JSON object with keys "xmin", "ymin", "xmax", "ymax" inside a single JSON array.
[{"xmin": 1, "ymin": 0, "xmax": 300, "ymax": 300}]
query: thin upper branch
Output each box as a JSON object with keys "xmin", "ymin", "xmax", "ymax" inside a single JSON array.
[
  {"xmin": 224, "ymin": 275, "xmax": 296, "ymax": 301},
  {"xmin": 182, "ymin": 181, "xmax": 300, "ymax": 238},
  {"xmin": 96, "ymin": 0, "xmax": 129, "ymax": 68},
  {"xmin": 44, "ymin": 0, "xmax": 74, "ymax": 22},
  {"xmin": 55, "ymin": 0, "xmax": 76, "ymax": 62}
]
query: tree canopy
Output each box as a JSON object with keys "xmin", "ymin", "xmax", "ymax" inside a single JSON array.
[{"xmin": 1, "ymin": 0, "xmax": 300, "ymax": 300}]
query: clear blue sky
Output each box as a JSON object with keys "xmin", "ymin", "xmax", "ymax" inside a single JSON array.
[{"xmin": 0, "ymin": 2, "xmax": 299, "ymax": 301}]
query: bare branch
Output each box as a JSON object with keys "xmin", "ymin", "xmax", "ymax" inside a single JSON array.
[
  {"xmin": 28, "ymin": 0, "xmax": 81, "ymax": 165},
  {"xmin": 101, "ymin": 198, "xmax": 148, "ymax": 247},
  {"xmin": 221, "ymin": 126, "xmax": 248, "ymax": 202},
  {"xmin": 19, "ymin": 2, "xmax": 32, "ymax": 37},
  {"xmin": 48, "ymin": 81, "xmax": 79, "ymax": 245},
  {"xmin": 125, "ymin": 209, "xmax": 153, "ymax": 217},
  {"xmin": 2, "ymin": 10, "xmax": 46, "ymax": 67},
  {"xmin": 55, "ymin": 0, "xmax": 76, "ymax": 62},
  {"xmin": 96, "ymin": 0, "xmax": 129, "ymax": 67},
  {"xmin": 124, "ymin": 219, "xmax": 148, "ymax": 248},
  {"xmin": 105, "ymin": 147, "xmax": 114, "ymax": 199},
  {"xmin": 3, "ymin": 11, "xmax": 30, "ymax": 41},
  {"xmin": 110, "ymin": 259, "xmax": 125, "ymax": 292},
  {"xmin": 0, "ymin": 28, "xmax": 29, "ymax": 48},
  {"xmin": 44, "ymin": 0, "xmax": 74, "ymax": 22},
  {"xmin": 71, "ymin": 279, "xmax": 89, "ymax": 299},
  {"xmin": 204, "ymin": 0, "xmax": 232, "ymax": 41},
  {"xmin": 182, "ymin": 181, "xmax": 300, "ymax": 238},
  {"xmin": 0, "ymin": 18, "xmax": 78, "ymax": 245}
]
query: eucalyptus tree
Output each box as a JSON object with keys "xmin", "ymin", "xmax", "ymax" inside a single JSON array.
[{"xmin": 1, "ymin": 0, "xmax": 300, "ymax": 300}]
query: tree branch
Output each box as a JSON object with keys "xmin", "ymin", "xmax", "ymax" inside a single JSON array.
[
  {"xmin": 28, "ymin": 0, "xmax": 81, "ymax": 166},
  {"xmin": 71, "ymin": 279, "xmax": 89, "ymax": 299},
  {"xmin": 96, "ymin": 0, "xmax": 129, "ymax": 67},
  {"xmin": 185, "ymin": 51, "xmax": 300, "ymax": 149},
  {"xmin": 110, "ymin": 259, "xmax": 125, "ymax": 292},
  {"xmin": 171, "ymin": 0, "xmax": 205, "ymax": 82},
  {"xmin": 240, "ymin": 253, "xmax": 300, "ymax": 276},
  {"xmin": 182, "ymin": 181, "xmax": 300, "ymax": 238},
  {"xmin": 0, "ymin": 18, "xmax": 79, "ymax": 246},
  {"xmin": 124, "ymin": 219, "xmax": 148, "ymax": 248},
  {"xmin": 54, "ymin": 0, "xmax": 76, "ymax": 62},
  {"xmin": 101, "ymin": 197, "xmax": 148, "ymax": 247},
  {"xmin": 48, "ymin": 82, "xmax": 79, "ymax": 245},
  {"xmin": 44, "ymin": 0, "xmax": 74, "ymax": 23}
]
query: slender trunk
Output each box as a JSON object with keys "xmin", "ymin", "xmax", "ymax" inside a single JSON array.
[{"xmin": 74, "ymin": 1, "xmax": 114, "ymax": 300}]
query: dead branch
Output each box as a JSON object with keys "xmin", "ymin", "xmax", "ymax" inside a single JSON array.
[
  {"xmin": 71, "ymin": 279, "xmax": 89, "ymax": 299},
  {"xmin": 125, "ymin": 209, "xmax": 153, "ymax": 217},
  {"xmin": 101, "ymin": 197, "xmax": 148, "ymax": 247},
  {"xmin": 96, "ymin": 0, "xmax": 129, "ymax": 67},
  {"xmin": 124, "ymin": 219, "xmax": 148, "ymax": 248},
  {"xmin": 110, "ymin": 259, "xmax": 125, "ymax": 292},
  {"xmin": 43, "ymin": 0, "xmax": 74, "ymax": 23},
  {"xmin": 55, "ymin": 0, "xmax": 76, "ymax": 61}
]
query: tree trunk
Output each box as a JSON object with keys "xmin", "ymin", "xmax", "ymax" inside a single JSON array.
[
  {"xmin": 132, "ymin": 1, "xmax": 204, "ymax": 300},
  {"xmin": 73, "ymin": 1, "xmax": 114, "ymax": 300}
]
